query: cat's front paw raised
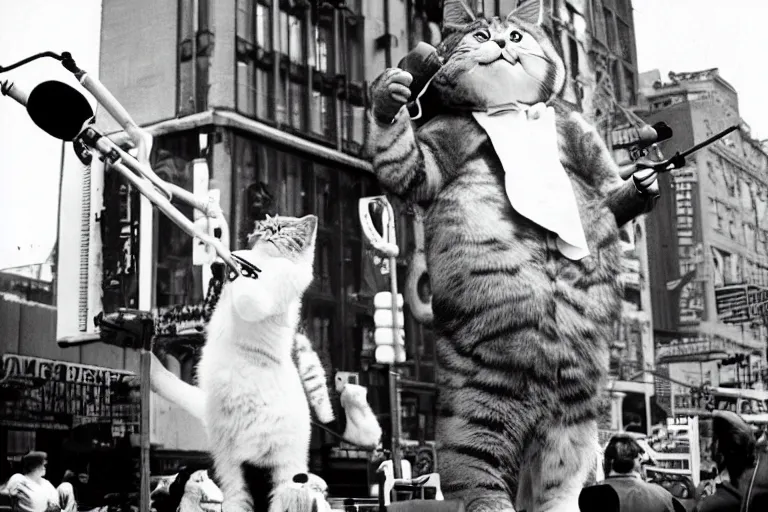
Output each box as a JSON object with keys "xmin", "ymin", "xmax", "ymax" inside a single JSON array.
[{"xmin": 371, "ymin": 68, "xmax": 413, "ymax": 124}]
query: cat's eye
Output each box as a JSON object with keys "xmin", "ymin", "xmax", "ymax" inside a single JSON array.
[
  {"xmin": 474, "ymin": 30, "xmax": 491, "ymax": 42},
  {"xmin": 510, "ymin": 30, "xmax": 523, "ymax": 43}
]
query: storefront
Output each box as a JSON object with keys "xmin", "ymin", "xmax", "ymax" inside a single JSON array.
[
  {"xmin": 0, "ymin": 354, "xmax": 139, "ymax": 498},
  {"xmin": 1, "ymin": 294, "xmax": 140, "ymax": 504}
]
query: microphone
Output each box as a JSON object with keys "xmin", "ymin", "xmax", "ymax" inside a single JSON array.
[
  {"xmin": 26, "ymin": 80, "xmax": 94, "ymax": 141},
  {"xmin": 612, "ymin": 122, "xmax": 673, "ymax": 150},
  {"xmin": 650, "ymin": 122, "xmax": 673, "ymax": 143}
]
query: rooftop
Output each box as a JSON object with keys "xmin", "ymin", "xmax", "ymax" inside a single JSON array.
[{"xmin": 646, "ymin": 68, "xmax": 738, "ymax": 95}]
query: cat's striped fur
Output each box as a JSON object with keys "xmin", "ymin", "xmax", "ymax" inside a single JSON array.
[
  {"xmin": 292, "ymin": 331, "xmax": 335, "ymax": 424},
  {"xmin": 367, "ymin": 2, "xmax": 657, "ymax": 511}
]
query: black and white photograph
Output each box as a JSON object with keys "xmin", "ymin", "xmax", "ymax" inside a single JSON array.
[{"xmin": 1, "ymin": 1, "xmax": 768, "ymax": 511}]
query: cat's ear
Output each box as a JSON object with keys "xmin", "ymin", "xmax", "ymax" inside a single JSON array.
[
  {"xmin": 442, "ymin": 0, "xmax": 475, "ymax": 34},
  {"xmin": 507, "ymin": 0, "xmax": 545, "ymax": 26},
  {"xmin": 295, "ymin": 214, "xmax": 318, "ymax": 252}
]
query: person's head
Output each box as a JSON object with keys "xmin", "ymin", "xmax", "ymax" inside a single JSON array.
[
  {"xmin": 20, "ymin": 451, "xmax": 47, "ymax": 478},
  {"xmin": 604, "ymin": 435, "xmax": 644, "ymax": 476},
  {"xmin": 62, "ymin": 470, "xmax": 77, "ymax": 484},
  {"xmin": 710, "ymin": 411, "xmax": 756, "ymax": 482}
]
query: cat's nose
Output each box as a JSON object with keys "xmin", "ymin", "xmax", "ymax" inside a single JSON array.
[{"xmin": 494, "ymin": 38, "xmax": 506, "ymax": 49}]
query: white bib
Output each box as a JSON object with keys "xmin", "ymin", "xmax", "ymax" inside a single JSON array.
[{"xmin": 472, "ymin": 104, "xmax": 589, "ymax": 261}]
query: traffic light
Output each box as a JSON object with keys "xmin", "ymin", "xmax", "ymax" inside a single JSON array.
[{"xmin": 374, "ymin": 291, "xmax": 406, "ymax": 364}]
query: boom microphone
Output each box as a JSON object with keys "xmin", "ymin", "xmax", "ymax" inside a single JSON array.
[{"xmin": 26, "ymin": 80, "xmax": 94, "ymax": 141}]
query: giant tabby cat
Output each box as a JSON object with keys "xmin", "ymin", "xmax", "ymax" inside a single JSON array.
[
  {"xmin": 367, "ymin": 1, "xmax": 659, "ymax": 511},
  {"xmin": 196, "ymin": 214, "xmax": 321, "ymax": 512}
]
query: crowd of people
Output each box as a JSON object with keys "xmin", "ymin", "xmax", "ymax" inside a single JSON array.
[
  {"xmin": 580, "ymin": 411, "xmax": 768, "ymax": 512},
  {"xmin": 3, "ymin": 412, "xmax": 767, "ymax": 512}
]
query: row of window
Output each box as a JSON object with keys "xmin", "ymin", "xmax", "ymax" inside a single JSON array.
[
  {"xmin": 707, "ymin": 156, "xmax": 768, "ymax": 213},
  {"xmin": 709, "ymin": 197, "xmax": 768, "ymax": 255},
  {"xmin": 711, "ymin": 245, "xmax": 768, "ymax": 289},
  {"xmin": 233, "ymin": 0, "xmax": 367, "ymax": 152},
  {"xmin": 588, "ymin": 0, "xmax": 637, "ymax": 106},
  {"xmin": 178, "ymin": 0, "xmax": 642, "ymax": 151}
]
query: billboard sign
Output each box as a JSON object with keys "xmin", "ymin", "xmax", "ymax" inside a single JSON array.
[{"xmin": 715, "ymin": 284, "xmax": 768, "ymax": 324}]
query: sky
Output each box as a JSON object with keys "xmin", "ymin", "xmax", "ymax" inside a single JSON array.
[
  {"xmin": 0, "ymin": 0, "xmax": 767, "ymax": 270},
  {"xmin": 0, "ymin": 0, "xmax": 101, "ymax": 270}
]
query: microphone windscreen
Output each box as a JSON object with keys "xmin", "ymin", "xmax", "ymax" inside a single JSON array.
[
  {"xmin": 652, "ymin": 122, "xmax": 673, "ymax": 142},
  {"xmin": 26, "ymin": 80, "xmax": 94, "ymax": 141}
]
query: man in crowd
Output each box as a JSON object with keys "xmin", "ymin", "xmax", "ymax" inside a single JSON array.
[
  {"xmin": 696, "ymin": 411, "xmax": 767, "ymax": 512},
  {"xmin": 598, "ymin": 434, "xmax": 678, "ymax": 512},
  {"xmin": 4, "ymin": 452, "xmax": 60, "ymax": 512}
]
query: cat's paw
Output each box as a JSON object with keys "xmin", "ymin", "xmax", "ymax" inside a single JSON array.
[
  {"xmin": 314, "ymin": 397, "xmax": 335, "ymax": 424},
  {"xmin": 631, "ymin": 163, "xmax": 660, "ymax": 197},
  {"xmin": 371, "ymin": 68, "xmax": 413, "ymax": 124}
]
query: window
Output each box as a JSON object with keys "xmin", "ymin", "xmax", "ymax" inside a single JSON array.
[
  {"xmin": 236, "ymin": 0, "xmax": 277, "ymax": 122},
  {"xmin": 178, "ymin": 0, "xmax": 212, "ymax": 115},
  {"xmin": 309, "ymin": 24, "xmax": 335, "ymax": 139},
  {"xmin": 590, "ymin": 0, "xmax": 607, "ymax": 44},
  {"xmin": 568, "ymin": 36, "xmax": 580, "ymax": 81},
  {"xmin": 408, "ymin": 0, "xmax": 442, "ymax": 49},
  {"xmin": 708, "ymin": 197, "xmax": 718, "ymax": 225},
  {"xmin": 618, "ymin": 64, "xmax": 635, "ymax": 105},
  {"xmin": 339, "ymin": 12, "xmax": 367, "ymax": 152},
  {"xmin": 604, "ymin": 8, "xmax": 617, "ymax": 53},
  {"xmin": 745, "ymin": 223, "xmax": 756, "ymax": 251},
  {"xmin": 149, "ymin": 130, "xmax": 206, "ymax": 308},
  {"xmin": 101, "ymin": 168, "xmax": 140, "ymax": 312},
  {"xmin": 276, "ymin": 11, "xmax": 308, "ymax": 130},
  {"xmin": 617, "ymin": 20, "xmax": 634, "ymax": 62},
  {"xmin": 614, "ymin": 0, "xmax": 631, "ymax": 19}
]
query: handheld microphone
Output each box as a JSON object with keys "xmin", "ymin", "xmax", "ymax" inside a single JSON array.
[
  {"xmin": 611, "ymin": 122, "xmax": 673, "ymax": 150},
  {"xmin": 26, "ymin": 80, "xmax": 94, "ymax": 141}
]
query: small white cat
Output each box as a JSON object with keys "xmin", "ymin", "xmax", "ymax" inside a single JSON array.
[
  {"xmin": 196, "ymin": 214, "xmax": 321, "ymax": 512},
  {"xmin": 339, "ymin": 383, "xmax": 382, "ymax": 449},
  {"xmin": 150, "ymin": 214, "xmax": 383, "ymax": 512}
]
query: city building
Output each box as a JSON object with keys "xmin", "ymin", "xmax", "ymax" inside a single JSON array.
[
  {"xmin": 47, "ymin": 0, "xmax": 653, "ymax": 492},
  {"xmin": 638, "ymin": 68, "xmax": 768, "ymax": 416}
]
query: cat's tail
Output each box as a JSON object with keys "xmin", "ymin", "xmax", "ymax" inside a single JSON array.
[{"xmin": 149, "ymin": 351, "xmax": 207, "ymax": 422}]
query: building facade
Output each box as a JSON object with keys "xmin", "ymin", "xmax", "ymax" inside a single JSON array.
[
  {"xmin": 0, "ymin": 293, "xmax": 140, "ymax": 500},
  {"xmin": 86, "ymin": 0, "xmax": 654, "ymax": 488},
  {"xmin": 639, "ymin": 68, "xmax": 768, "ymax": 416}
]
